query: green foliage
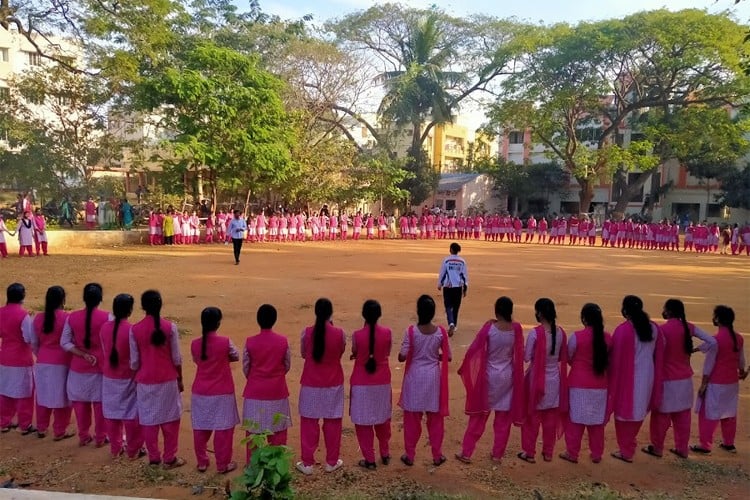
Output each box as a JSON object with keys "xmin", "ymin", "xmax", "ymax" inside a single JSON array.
[
  {"xmin": 401, "ymin": 147, "xmax": 439, "ymax": 207},
  {"xmin": 476, "ymin": 158, "xmax": 570, "ymax": 213},
  {"xmin": 718, "ymin": 164, "xmax": 750, "ymax": 209},
  {"xmin": 232, "ymin": 419, "xmax": 293, "ymax": 500}
]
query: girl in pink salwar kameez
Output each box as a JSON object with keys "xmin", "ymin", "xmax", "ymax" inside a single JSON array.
[
  {"xmin": 642, "ymin": 299, "xmax": 716, "ymax": 459},
  {"xmin": 559, "ymin": 303, "xmax": 611, "ymax": 464},
  {"xmin": 190, "ymin": 307, "xmax": 240, "ymax": 474},
  {"xmin": 518, "ymin": 298, "xmax": 568, "ymax": 464},
  {"xmin": 398, "ymin": 295, "xmax": 451, "ymax": 467},
  {"xmin": 691, "ymin": 306, "xmax": 747, "ymax": 454},
  {"xmin": 456, "ymin": 296, "xmax": 524, "ymax": 464},
  {"xmin": 243, "ymin": 305, "xmax": 291, "ymax": 464},
  {"xmin": 296, "ymin": 298, "xmax": 346, "ymax": 475},
  {"xmin": 350, "ymin": 300, "xmax": 392, "ymax": 470},
  {"xmin": 609, "ymin": 295, "xmax": 660, "ymax": 463},
  {"xmin": 100, "ymin": 294, "xmax": 144, "ymax": 459}
]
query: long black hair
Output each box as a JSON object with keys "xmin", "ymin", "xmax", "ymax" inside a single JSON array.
[
  {"xmin": 495, "ymin": 296, "xmax": 513, "ymax": 322},
  {"xmin": 42, "ymin": 286, "xmax": 66, "ymax": 334},
  {"xmin": 362, "ymin": 300, "xmax": 382, "ymax": 374},
  {"xmin": 714, "ymin": 305, "xmax": 738, "ymax": 352},
  {"xmin": 109, "ymin": 294, "xmax": 134, "ymax": 368},
  {"xmin": 622, "ymin": 295, "xmax": 653, "ymax": 342},
  {"xmin": 416, "ymin": 295, "xmax": 436, "ymax": 325},
  {"xmin": 82, "ymin": 283, "xmax": 103, "ymax": 349},
  {"xmin": 312, "ymin": 298, "xmax": 333, "ymax": 363},
  {"xmin": 582, "ymin": 303, "xmax": 608, "ymax": 375},
  {"xmin": 535, "ymin": 298, "xmax": 558, "ymax": 355},
  {"xmin": 200, "ymin": 307, "xmax": 223, "ymax": 361},
  {"xmin": 664, "ymin": 299, "xmax": 692, "ymax": 355},
  {"xmin": 141, "ymin": 290, "xmax": 165, "ymax": 346}
]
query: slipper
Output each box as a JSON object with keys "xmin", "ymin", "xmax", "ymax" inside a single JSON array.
[
  {"xmin": 669, "ymin": 448, "xmax": 688, "ymax": 459},
  {"xmin": 358, "ymin": 459, "xmax": 376, "ymax": 470},
  {"xmin": 219, "ymin": 462, "xmax": 237, "ymax": 474},
  {"xmin": 163, "ymin": 457, "xmax": 186, "ymax": 470},
  {"xmin": 79, "ymin": 436, "xmax": 93, "ymax": 447},
  {"xmin": 454, "ymin": 453, "xmax": 472, "ymax": 464},
  {"xmin": 719, "ymin": 444, "xmax": 737, "ymax": 454},
  {"xmin": 517, "ymin": 452, "xmax": 536, "ymax": 464},
  {"xmin": 197, "ymin": 465, "xmax": 208, "ymax": 473},
  {"xmin": 542, "ymin": 454, "xmax": 552, "ymax": 462},
  {"xmin": 690, "ymin": 445, "xmax": 711, "ymax": 454},
  {"xmin": 37, "ymin": 431, "xmax": 47, "ymax": 439},
  {"xmin": 641, "ymin": 445, "xmax": 663, "ymax": 458},
  {"xmin": 0, "ymin": 427, "xmax": 10, "ymax": 433},
  {"xmin": 381, "ymin": 455, "xmax": 391, "ymax": 466},
  {"xmin": 558, "ymin": 452, "xmax": 578, "ymax": 464},
  {"xmin": 20, "ymin": 425, "xmax": 37, "ymax": 436},
  {"xmin": 433, "ymin": 456, "xmax": 447, "ymax": 467},
  {"xmin": 400, "ymin": 455, "xmax": 414, "ymax": 467},
  {"xmin": 129, "ymin": 448, "xmax": 147, "ymax": 460},
  {"xmin": 53, "ymin": 431, "xmax": 75, "ymax": 442},
  {"xmin": 610, "ymin": 451, "xmax": 633, "ymax": 463}
]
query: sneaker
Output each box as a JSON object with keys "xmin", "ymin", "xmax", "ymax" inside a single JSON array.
[
  {"xmin": 448, "ymin": 324, "xmax": 455, "ymax": 337},
  {"xmin": 295, "ymin": 461, "xmax": 313, "ymax": 475},
  {"xmin": 325, "ymin": 459, "xmax": 343, "ymax": 473}
]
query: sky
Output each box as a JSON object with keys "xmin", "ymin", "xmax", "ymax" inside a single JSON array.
[{"xmin": 253, "ymin": 0, "xmax": 749, "ymax": 24}]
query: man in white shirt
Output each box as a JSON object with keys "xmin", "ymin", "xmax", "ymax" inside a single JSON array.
[
  {"xmin": 437, "ymin": 242, "xmax": 468, "ymax": 337},
  {"xmin": 227, "ymin": 210, "xmax": 248, "ymax": 265}
]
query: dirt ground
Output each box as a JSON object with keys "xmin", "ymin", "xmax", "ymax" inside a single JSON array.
[{"xmin": 0, "ymin": 238, "xmax": 748, "ymax": 499}]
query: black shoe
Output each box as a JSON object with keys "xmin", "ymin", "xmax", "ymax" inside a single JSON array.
[
  {"xmin": 20, "ymin": 425, "xmax": 37, "ymax": 436},
  {"xmin": 381, "ymin": 455, "xmax": 391, "ymax": 466},
  {"xmin": 719, "ymin": 444, "xmax": 737, "ymax": 454}
]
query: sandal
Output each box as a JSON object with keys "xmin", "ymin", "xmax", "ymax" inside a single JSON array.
[
  {"xmin": 669, "ymin": 448, "xmax": 688, "ymax": 459},
  {"xmin": 433, "ymin": 456, "xmax": 447, "ymax": 467},
  {"xmin": 20, "ymin": 425, "xmax": 37, "ymax": 436},
  {"xmin": 358, "ymin": 459, "xmax": 376, "ymax": 470},
  {"xmin": 219, "ymin": 462, "xmax": 237, "ymax": 474},
  {"xmin": 542, "ymin": 454, "xmax": 552, "ymax": 462},
  {"xmin": 690, "ymin": 445, "xmax": 711, "ymax": 454},
  {"xmin": 163, "ymin": 457, "xmax": 186, "ymax": 470},
  {"xmin": 559, "ymin": 452, "xmax": 578, "ymax": 464},
  {"xmin": 610, "ymin": 451, "xmax": 633, "ymax": 463},
  {"xmin": 490, "ymin": 455, "xmax": 503, "ymax": 464},
  {"xmin": 79, "ymin": 436, "xmax": 93, "ymax": 447},
  {"xmin": 197, "ymin": 465, "xmax": 208, "ymax": 473},
  {"xmin": 454, "ymin": 453, "xmax": 472, "ymax": 464},
  {"xmin": 641, "ymin": 445, "xmax": 663, "ymax": 458},
  {"xmin": 719, "ymin": 444, "xmax": 737, "ymax": 454},
  {"xmin": 400, "ymin": 454, "xmax": 414, "ymax": 467},
  {"xmin": 517, "ymin": 452, "xmax": 536, "ymax": 464},
  {"xmin": 53, "ymin": 431, "xmax": 75, "ymax": 442},
  {"xmin": 381, "ymin": 455, "xmax": 391, "ymax": 466},
  {"xmin": 37, "ymin": 431, "xmax": 47, "ymax": 439}
]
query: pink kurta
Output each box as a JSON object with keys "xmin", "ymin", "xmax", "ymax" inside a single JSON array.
[
  {"xmin": 190, "ymin": 333, "xmax": 240, "ymax": 430},
  {"xmin": 610, "ymin": 321, "xmax": 660, "ymax": 421},
  {"xmin": 299, "ymin": 324, "xmax": 346, "ymax": 419},
  {"xmin": 243, "ymin": 329, "xmax": 291, "ymax": 433},
  {"xmin": 27, "ymin": 311, "xmax": 71, "ymax": 408},
  {"xmin": 567, "ymin": 327, "xmax": 612, "ymax": 425},
  {"xmin": 350, "ymin": 324, "xmax": 392, "ymax": 425}
]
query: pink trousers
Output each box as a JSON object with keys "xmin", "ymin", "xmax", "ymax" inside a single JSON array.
[
  {"xmin": 72, "ymin": 401, "xmax": 107, "ymax": 445},
  {"xmin": 247, "ymin": 429, "xmax": 287, "ymax": 464},
  {"xmin": 0, "ymin": 242, "xmax": 7, "ymax": 257},
  {"xmin": 521, "ymin": 408, "xmax": 559, "ymax": 459},
  {"xmin": 107, "ymin": 418, "xmax": 144, "ymax": 458},
  {"xmin": 0, "ymin": 395, "xmax": 34, "ymax": 429},
  {"xmin": 355, "ymin": 420, "xmax": 391, "ymax": 463},
  {"xmin": 614, "ymin": 419, "xmax": 643, "ymax": 460},
  {"xmin": 300, "ymin": 416, "xmax": 341, "ymax": 467},
  {"xmin": 649, "ymin": 409, "xmax": 690, "ymax": 456},
  {"xmin": 194, "ymin": 428, "xmax": 234, "ymax": 471},
  {"xmin": 403, "ymin": 411, "xmax": 444, "ymax": 462},
  {"xmin": 564, "ymin": 422, "xmax": 605, "ymax": 461},
  {"xmin": 698, "ymin": 404, "xmax": 736, "ymax": 450},
  {"xmin": 36, "ymin": 405, "xmax": 72, "ymax": 437},
  {"xmin": 460, "ymin": 411, "xmax": 513, "ymax": 459},
  {"xmin": 143, "ymin": 419, "xmax": 180, "ymax": 464}
]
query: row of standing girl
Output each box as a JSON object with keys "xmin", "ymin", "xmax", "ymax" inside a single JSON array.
[{"xmin": 0, "ymin": 287, "xmax": 746, "ymax": 477}]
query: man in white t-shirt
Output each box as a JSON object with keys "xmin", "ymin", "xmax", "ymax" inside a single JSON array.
[
  {"xmin": 437, "ymin": 242, "xmax": 468, "ymax": 337},
  {"xmin": 227, "ymin": 210, "xmax": 248, "ymax": 265}
]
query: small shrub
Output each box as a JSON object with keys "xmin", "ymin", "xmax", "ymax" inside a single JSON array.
[{"xmin": 232, "ymin": 418, "xmax": 294, "ymax": 500}]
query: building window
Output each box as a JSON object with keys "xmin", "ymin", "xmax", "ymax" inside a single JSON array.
[
  {"xmin": 706, "ymin": 204, "xmax": 722, "ymax": 218},
  {"xmin": 0, "ymin": 48, "xmax": 9, "ymax": 63},
  {"xmin": 27, "ymin": 51, "xmax": 42, "ymax": 66},
  {"xmin": 508, "ymin": 131, "xmax": 524, "ymax": 144}
]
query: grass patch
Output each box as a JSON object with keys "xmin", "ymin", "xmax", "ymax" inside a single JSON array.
[
  {"xmin": 673, "ymin": 459, "xmax": 750, "ymax": 486},
  {"xmin": 139, "ymin": 464, "xmax": 175, "ymax": 484}
]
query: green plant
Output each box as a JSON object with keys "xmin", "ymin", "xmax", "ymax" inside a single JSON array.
[{"xmin": 232, "ymin": 418, "xmax": 293, "ymax": 500}]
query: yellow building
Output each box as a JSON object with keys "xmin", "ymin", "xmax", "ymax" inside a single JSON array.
[{"xmin": 430, "ymin": 122, "xmax": 469, "ymax": 172}]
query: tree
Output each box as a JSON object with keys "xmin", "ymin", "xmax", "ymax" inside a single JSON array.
[
  {"xmin": 135, "ymin": 41, "xmax": 296, "ymax": 209},
  {"xmin": 0, "ymin": 64, "xmax": 124, "ymax": 195},
  {"xmin": 489, "ymin": 10, "xmax": 750, "ymax": 213},
  {"xmin": 717, "ymin": 164, "xmax": 750, "ymax": 209},
  {"xmin": 327, "ymin": 3, "xmax": 533, "ymax": 204}
]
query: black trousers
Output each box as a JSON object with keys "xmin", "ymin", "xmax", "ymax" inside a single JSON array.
[
  {"xmin": 442, "ymin": 287, "xmax": 463, "ymax": 326},
  {"xmin": 232, "ymin": 238, "xmax": 243, "ymax": 263}
]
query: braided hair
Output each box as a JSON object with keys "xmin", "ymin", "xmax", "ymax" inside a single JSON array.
[
  {"xmin": 82, "ymin": 283, "xmax": 103, "ymax": 349},
  {"xmin": 312, "ymin": 298, "xmax": 333, "ymax": 363},
  {"xmin": 664, "ymin": 299, "xmax": 692, "ymax": 355},
  {"xmin": 581, "ymin": 303, "xmax": 608, "ymax": 375},
  {"xmin": 200, "ymin": 307, "xmax": 223, "ymax": 361},
  {"xmin": 141, "ymin": 290, "xmax": 165, "ymax": 346},
  {"xmin": 361, "ymin": 300, "xmax": 382, "ymax": 374},
  {"xmin": 535, "ymin": 298, "xmax": 557, "ymax": 355},
  {"xmin": 109, "ymin": 294, "xmax": 134, "ymax": 368},
  {"xmin": 42, "ymin": 286, "xmax": 66, "ymax": 334}
]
